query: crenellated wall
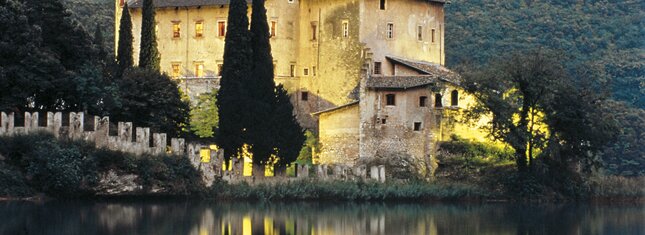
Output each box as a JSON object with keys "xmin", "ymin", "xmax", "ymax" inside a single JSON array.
[{"xmin": 0, "ymin": 111, "xmax": 387, "ymax": 185}]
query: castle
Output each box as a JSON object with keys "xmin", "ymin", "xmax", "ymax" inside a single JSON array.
[{"xmin": 115, "ymin": 0, "xmax": 486, "ymax": 177}]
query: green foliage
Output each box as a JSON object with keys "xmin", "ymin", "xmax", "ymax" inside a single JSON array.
[
  {"xmin": 446, "ymin": 0, "xmax": 644, "ymax": 108},
  {"xmin": 62, "ymin": 0, "xmax": 114, "ymax": 54},
  {"xmin": 138, "ymin": 0, "xmax": 160, "ymax": 70},
  {"xmin": 0, "ymin": 133, "xmax": 205, "ymax": 198},
  {"xmin": 599, "ymin": 101, "xmax": 645, "ymax": 176},
  {"xmin": 216, "ymin": 0, "xmax": 253, "ymax": 162},
  {"xmin": 439, "ymin": 135, "xmax": 514, "ymax": 166},
  {"xmin": 297, "ymin": 130, "xmax": 319, "ymax": 165},
  {"xmin": 116, "ymin": 3, "xmax": 134, "ymax": 75},
  {"xmin": 113, "ymin": 68, "xmax": 190, "ymax": 137},
  {"xmin": 209, "ymin": 180, "xmax": 487, "ymax": 201},
  {"xmin": 190, "ymin": 92, "xmax": 219, "ymax": 138}
]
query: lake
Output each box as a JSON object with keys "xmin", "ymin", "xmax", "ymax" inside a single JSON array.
[{"xmin": 0, "ymin": 200, "xmax": 642, "ymax": 235}]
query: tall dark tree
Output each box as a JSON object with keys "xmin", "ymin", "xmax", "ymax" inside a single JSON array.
[
  {"xmin": 246, "ymin": 0, "xmax": 279, "ymax": 165},
  {"xmin": 138, "ymin": 0, "xmax": 160, "ymax": 70},
  {"xmin": 93, "ymin": 24, "xmax": 108, "ymax": 62},
  {"xmin": 216, "ymin": 0, "xmax": 253, "ymax": 164},
  {"xmin": 272, "ymin": 85, "xmax": 305, "ymax": 168},
  {"xmin": 116, "ymin": 3, "xmax": 134, "ymax": 75}
]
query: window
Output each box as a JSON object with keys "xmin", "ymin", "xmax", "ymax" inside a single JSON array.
[
  {"xmin": 374, "ymin": 62, "xmax": 382, "ymax": 75},
  {"xmin": 386, "ymin": 23, "xmax": 394, "ymax": 39},
  {"xmin": 195, "ymin": 21, "xmax": 204, "ymax": 37},
  {"xmin": 386, "ymin": 94, "xmax": 396, "ymax": 106},
  {"xmin": 172, "ymin": 22, "xmax": 181, "ymax": 38},
  {"xmin": 301, "ymin": 91, "xmax": 309, "ymax": 101},
  {"xmin": 270, "ymin": 21, "xmax": 277, "ymax": 38},
  {"xmin": 303, "ymin": 68, "xmax": 309, "ymax": 76},
  {"xmin": 414, "ymin": 122, "xmax": 422, "ymax": 131},
  {"xmin": 195, "ymin": 63, "xmax": 204, "ymax": 77},
  {"xmin": 290, "ymin": 64, "xmax": 296, "ymax": 77},
  {"xmin": 417, "ymin": 25, "xmax": 423, "ymax": 41},
  {"xmin": 379, "ymin": 0, "xmax": 386, "ymax": 10},
  {"xmin": 171, "ymin": 63, "xmax": 181, "ymax": 78},
  {"xmin": 431, "ymin": 28, "xmax": 436, "ymax": 43},
  {"xmin": 288, "ymin": 0, "xmax": 294, "ymax": 3},
  {"xmin": 342, "ymin": 20, "xmax": 349, "ymax": 38},
  {"xmin": 119, "ymin": 0, "xmax": 124, "ymax": 7},
  {"xmin": 217, "ymin": 63, "xmax": 223, "ymax": 76},
  {"xmin": 312, "ymin": 66, "xmax": 317, "ymax": 76},
  {"xmin": 381, "ymin": 118, "xmax": 387, "ymax": 124},
  {"xmin": 451, "ymin": 90, "xmax": 459, "ymax": 107},
  {"xmin": 218, "ymin": 21, "xmax": 226, "ymax": 37},
  {"xmin": 435, "ymin": 93, "xmax": 443, "ymax": 108},
  {"xmin": 311, "ymin": 23, "xmax": 317, "ymax": 40},
  {"xmin": 419, "ymin": 96, "xmax": 427, "ymax": 107}
]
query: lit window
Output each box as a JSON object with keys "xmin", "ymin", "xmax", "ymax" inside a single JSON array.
[
  {"xmin": 414, "ymin": 122, "xmax": 422, "ymax": 131},
  {"xmin": 301, "ymin": 91, "xmax": 309, "ymax": 101},
  {"xmin": 217, "ymin": 64, "xmax": 223, "ymax": 76},
  {"xmin": 290, "ymin": 64, "xmax": 296, "ymax": 77},
  {"xmin": 342, "ymin": 20, "xmax": 349, "ymax": 38},
  {"xmin": 270, "ymin": 21, "xmax": 277, "ymax": 38},
  {"xmin": 218, "ymin": 21, "xmax": 226, "ymax": 37},
  {"xmin": 451, "ymin": 90, "xmax": 459, "ymax": 107},
  {"xmin": 171, "ymin": 63, "xmax": 181, "ymax": 78},
  {"xmin": 195, "ymin": 21, "xmax": 204, "ymax": 37},
  {"xmin": 379, "ymin": 0, "xmax": 386, "ymax": 10},
  {"xmin": 386, "ymin": 94, "xmax": 396, "ymax": 106},
  {"xmin": 431, "ymin": 28, "xmax": 436, "ymax": 43},
  {"xmin": 435, "ymin": 93, "xmax": 443, "ymax": 108},
  {"xmin": 172, "ymin": 22, "xmax": 181, "ymax": 38},
  {"xmin": 195, "ymin": 63, "xmax": 204, "ymax": 77},
  {"xmin": 386, "ymin": 23, "xmax": 394, "ymax": 39},
  {"xmin": 419, "ymin": 96, "xmax": 427, "ymax": 107},
  {"xmin": 417, "ymin": 25, "xmax": 423, "ymax": 41},
  {"xmin": 374, "ymin": 62, "xmax": 382, "ymax": 75},
  {"xmin": 303, "ymin": 68, "xmax": 309, "ymax": 76}
]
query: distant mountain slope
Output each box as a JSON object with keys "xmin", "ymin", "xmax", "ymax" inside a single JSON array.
[
  {"xmin": 446, "ymin": 0, "xmax": 645, "ymax": 108},
  {"xmin": 64, "ymin": 0, "xmax": 114, "ymax": 53}
]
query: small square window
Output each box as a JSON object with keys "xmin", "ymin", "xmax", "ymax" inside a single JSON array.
[
  {"xmin": 381, "ymin": 118, "xmax": 387, "ymax": 124},
  {"xmin": 417, "ymin": 25, "xmax": 423, "ymax": 41},
  {"xmin": 386, "ymin": 23, "xmax": 394, "ymax": 39},
  {"xmin": 288, "ymin": 0, "xmax": 294, "ymax": 3},
  {"xmin": 379, "ymin": 0, "xmax": 386, "ymax": 10},
  {"xmin": 290, "ymin": 64, "xmax": 296, "ymax": 77},
  {"xmin": 304, "ymin": 68, "xmax": 309, "ymax": 76},
  {"xmin": 311, "ymin": 23, "xmax": 317, "ymax": 40},
  {"xmin": 342, "ymin": 20, "xmax": 349, "ymax": 38},
  {"xmin": 217, "ymin": 64, "xmax": 223, "ymax": 76},
  {"xmin": 435, "ymin": 93, "xmax": 443, "ymax": 108},
  {"xmin": 312, "ymin": 66, "xmax": 317, "ymax": 76},
  {"xmin": 171, "ymin": 63, "xmax": 181, "ymax": 78},
  {"xmin": 270, "ymin": 21, "xmax": 277, "ymax": 38},
  {"xmin": 195, "ymin": 63, "xmax": 204, "ymax": 77},
  {"xmin": 431, "ymin": 28, "xmax": 436, "ymax": 43},
  {"xmin": 386, "ymin": 94, "xmax": 396, "ymax": 106},
  {"xmin": 374, "ymin": 62, "xmax": 382, "ymax": 75},
  {"xmin": 301, "ymin": 91, "xmax": 309, "ymax": 101},
  {"xmin": 414, "ymin": 122, "xmax": 422, "ymax": 131},
  {"xmin": 419, "ymin": 96, "xmax": 427, "ymax": 107}
]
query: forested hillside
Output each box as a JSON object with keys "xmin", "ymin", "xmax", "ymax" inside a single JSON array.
[
  {"xmin": 64, "ymin": 0, "xmax": 114, "ymax": 53},
  {"xmin": 445, "ymin": 0, "xmax": 644, "ymax": 108}
]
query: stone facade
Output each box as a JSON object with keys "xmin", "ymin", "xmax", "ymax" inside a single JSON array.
[{"xmin": 115, "ymin": 0, "xmax": 447, "ymax": 129}]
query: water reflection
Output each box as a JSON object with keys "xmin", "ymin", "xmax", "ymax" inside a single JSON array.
[{"xmin": 0, "ymin": 200, "xmax": 642, "ymax": 235}]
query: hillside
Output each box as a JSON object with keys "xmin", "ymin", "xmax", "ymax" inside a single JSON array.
[
  {"xmin": 445, "ymin": 0, "xmax": 645, "ymax": 108},
  {"xmin": 64, "ymin": 0, "xmax": 114, "ymax": 53}
]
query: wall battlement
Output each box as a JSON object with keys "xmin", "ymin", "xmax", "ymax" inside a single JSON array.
[{"xmin": 0, "ymin": 112, "xmax": 386, "ymax": 186}]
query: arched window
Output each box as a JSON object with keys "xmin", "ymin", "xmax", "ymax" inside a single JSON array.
[{"xmin": 451, "ymin": 90, "xmax": 459, "ymax": 107}]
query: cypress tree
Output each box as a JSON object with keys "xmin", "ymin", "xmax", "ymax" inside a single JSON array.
[
  {"xmin": 246, "ymin": 0, "xmax": 278, "ymax": 165},
  {"xmin": 272, "ymin": 85, "xmax": 305, "ymax": 168},
  {"xmin": 138, "ymin": 0, "xmax": 160, "ymax": 70},
  {"xmin": 116, "ymin": 3, "xmax": 133, "ymax": 74},
  {"xmin": 93, "ymin": 24, "xmax": 107, "ymax": 62},
  {"xmin": 216, "ymin": 0, "xmax": 253, "ymax": 164}
]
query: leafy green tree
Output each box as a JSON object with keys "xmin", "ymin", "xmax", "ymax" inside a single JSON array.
[
  {"xmin": 138, "ymin": 0, "xmax": 160, "ymax": 70},
  {"xmin": 216, "ymin": 0, "xmax": 253, "ymax": 163},
  {"xmin": 116, "ymin": 3, "xmax": 134, "ymax": 75},
  {"xmin": 297, "ymin": 130, "xmax": 320, "ymax": 165},
  {"xmin": 190, "ymin": 92, "xmax": 219, "ymax": 138},
  {"xmin": 462, "ymin": 51, "xmax": 616, "ymax": 173},
  {"xmin": 246, "ymin": 0, "xmax": 279, "ymax": 165},
  {"xmin": 113, "ymin": 68, "xmax": 190, "ymax": 137}
]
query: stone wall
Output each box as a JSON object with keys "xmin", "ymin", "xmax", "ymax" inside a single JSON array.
[{"xmin": 0, "ymin": 111, "xmax": 386, "ymax": 185}]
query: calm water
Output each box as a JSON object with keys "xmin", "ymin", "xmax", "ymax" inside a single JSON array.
[{"xmin": 0, "ymin": 200, "xmax": 642, "ymax": 235}]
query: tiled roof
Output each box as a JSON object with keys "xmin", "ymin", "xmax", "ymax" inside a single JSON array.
[
  {"xmin": 385, "ymin": 56, "xmax": 460, "ymax": 84},
  {"xmin": 312, "ymin": 101, "xmax": 359, "ymax": 115},
  {"xmin": 127, "ymin": 0, "xmax": 249, "ymax": 8},
  {"xmin": 366, "ymin": 75, "xmax": 440, "ymax": 89}
]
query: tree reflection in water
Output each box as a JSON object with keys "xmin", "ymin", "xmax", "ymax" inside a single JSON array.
[{"xmin": 0, "ymin": 200, "xmax": 642, "ymax": 235}]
